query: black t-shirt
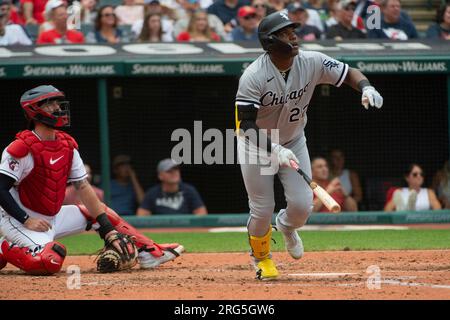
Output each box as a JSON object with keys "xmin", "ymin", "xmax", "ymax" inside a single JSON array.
[
  {"xmin": 326, "ymin": 23, "xmax": 366, "ymax": 39},
  {"xmin": 140, "ymin": 182, "xmax": 205, "ymax": 215}
]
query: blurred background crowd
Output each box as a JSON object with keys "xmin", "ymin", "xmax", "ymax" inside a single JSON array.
[
  {"xmin": 0, "ymin": 0, "xmax": 449, "ymax": 45},
  {"xmin": 69, "ymin": 153, "xmax": 449, "ymax": 216}
]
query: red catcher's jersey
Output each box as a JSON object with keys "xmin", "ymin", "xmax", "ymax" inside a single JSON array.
[{"xmin": 7, "ymin": 130, "xmax": 78, "ymax": 216}]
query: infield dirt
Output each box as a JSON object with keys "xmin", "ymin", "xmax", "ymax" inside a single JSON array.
[{"xmin": 1, "ymin": 250, "xmax": 450, "ymax": 300}]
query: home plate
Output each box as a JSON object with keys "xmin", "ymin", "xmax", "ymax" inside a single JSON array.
[{"xmin": 289, "ymin": 272, "xmax": 357, "ymax": 277}]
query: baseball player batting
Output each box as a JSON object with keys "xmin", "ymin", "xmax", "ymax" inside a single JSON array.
[
  {"xmin": 0, "ymin": 85, "xmax": 183, "ymax": 275},
  {"xmin": 235, "ymin": 11, "xmax": 383, "ymax": 280}
]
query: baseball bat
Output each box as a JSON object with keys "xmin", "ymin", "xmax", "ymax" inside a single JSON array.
[
  {"xmin": 362, "ymin": 97, "xmax": 369, "ymax": 109},
  {"xmin": 289, "ymin": 160, "xmax": 341, "ymax": 213}
]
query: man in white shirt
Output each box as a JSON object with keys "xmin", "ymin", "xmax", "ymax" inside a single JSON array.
[{"xmin": 0, "ymin": 8, "xmax": 32, "ymax": 45}]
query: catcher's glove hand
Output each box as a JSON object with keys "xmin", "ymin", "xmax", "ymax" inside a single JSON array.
[{"xmin": 96, "ymin": 232, "xmax": 138, "ymax": 273}]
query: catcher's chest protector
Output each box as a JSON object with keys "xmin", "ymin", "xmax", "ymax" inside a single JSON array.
[{"xmin": 7, "ymin": 130, "xmax": 77, "ymax": 216}]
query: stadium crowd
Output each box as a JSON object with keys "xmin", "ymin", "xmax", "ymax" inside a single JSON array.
[
  {"xmin": 67, "ymin": 153, "xmax": 448, "ymax": 215},
  {"xmin": 1, "ymin": 0, "xmax": 450, "ymax": 45}
]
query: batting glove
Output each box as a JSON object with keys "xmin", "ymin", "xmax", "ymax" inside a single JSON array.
[
  {"xmin": 361, "ymin": 86, "xmax": 383, "ymax": 110},
  {"xmin": 272, "ymin": 144, "xmax": 299, "ymax": 168}
]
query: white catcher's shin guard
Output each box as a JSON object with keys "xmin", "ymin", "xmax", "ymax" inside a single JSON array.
[{"xmin": 138, "ymin": 245, "xmax": 185, "ymax": 269}]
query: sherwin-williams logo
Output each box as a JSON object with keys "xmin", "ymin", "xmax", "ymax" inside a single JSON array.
[{"xmin": 357, "ymin": 61, "xmax": 447, "ymax": 73}]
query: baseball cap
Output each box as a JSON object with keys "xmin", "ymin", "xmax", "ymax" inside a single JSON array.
[
  {"xmin": 112, "ymin": 154, "xmax": 131, "ymax": 167},
  {"xmin": 286, "ymin": 2, "xmax": 306, "ymax": 13},
  {"xmin": 238, "ymin": 5, "xmax": 256, "ymax": 18},
  {"xmin": 157, "ymin": 158, "xmax": 179, "ymax": 173},
  {"xmin": 45, "ymin": 0, "xmax": 65, "ymax": 17}
]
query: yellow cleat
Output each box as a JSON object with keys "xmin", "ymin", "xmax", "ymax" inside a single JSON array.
[{"xmin": 255, "ymin": 258, "xmax": 279, "ymax": 281}]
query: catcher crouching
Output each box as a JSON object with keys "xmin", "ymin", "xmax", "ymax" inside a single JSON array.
[{"xmin": 0, "ymin": 85, "xmax": 183, "ymax": 275}]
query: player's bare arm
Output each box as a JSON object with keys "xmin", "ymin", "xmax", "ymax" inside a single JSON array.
[
  {"xmin": 73, "ymin": 178, "xmax": 130, "ymax": 254},
  {"xmin": 73, "ymin": 178, "xmax": 104, "ymax": 218}
]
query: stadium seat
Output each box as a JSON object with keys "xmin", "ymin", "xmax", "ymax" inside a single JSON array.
[
  {"xmin": 118, "ymin": 24, "xmax": 132, "ymax": 41},
  {"xmin": 80, "ymin": 23, "xmax": 95, "ymax": 36},
  {"xmin": 24, "ymin": 24, "xmax": 39, "ymax": 42},
  {"xmin": 98, "ymin": 0, "xmax": 123, "ymax": 7}
]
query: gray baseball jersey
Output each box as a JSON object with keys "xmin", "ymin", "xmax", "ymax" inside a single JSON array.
[{"xmin": 236, "ymin": 50, "xmax": 349, "ymax": 145}]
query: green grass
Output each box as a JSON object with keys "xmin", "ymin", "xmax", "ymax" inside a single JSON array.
[{"xmin": 59, "ymin": 229, "xmax": 450, "ymax": 255}]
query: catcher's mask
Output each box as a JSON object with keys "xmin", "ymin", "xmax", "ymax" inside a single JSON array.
[
  {"xmin": 258, "ymin": 11, "xmax": 299, "ymax": 54},
  {"xmin": 20, "ymin": 85, "xmax": 71, "ymax": 128}
]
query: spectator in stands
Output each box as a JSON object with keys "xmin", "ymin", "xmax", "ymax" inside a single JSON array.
[
  {"xmin": 173, "ymin": 0, "xmax": 225, "ymax": 39},
  {"xmin": 207, "ymin": 0, "xmax": 250, "ymax": 35},
  {"xmin": 304, "ymin": 0, "xmax": 331, "ymax": 24},
  {"xmin": 231, "ymin": 5, "xmax": 258, "ymax": 40},
  {"xmin": 64, "ymin": 164, "xmax": 104, "ymax": 205},
  {"xmin": 1, "ymin": 0, "xmax": 24, "ymax": 25},
  {"xmin": 137, "ymin": 158, "xmax": 208, "ymax": 215},
  {"xmin": 0, "ymin": 2, "xmax": 32, "ymax": 44},
  {"xmin": 432, "ymin": 161, "xmax": 450, "ymax": 209},
  {"xmin": 93, "ymin": 5, "xmax": 130, "ymax": 43},
  {"xmin": 353, "ymin": 0, "xmax": 377, "ymax": 20},
  {"xmin": 367, "ymin": 0, "xmax": 418, "ymax": 40},
  {"xmin": 177, "ymin": 10, "xmax": 221, "ymax": 41},
  {"xmin": 110, "ymin": 154, "xmax": 145, "ymax": 216},
  {"xmin": 115, "ymin": 0, "xmax": 144, "ymax": 26},
  {"xmin": 21, "ymin": 0, "xmax": 47, "ymax": 25},
  {"xmin": 138, "ymin": 12, "xmax": 173, "ymax": 41},
  {"xmin": 311, "ymin": 156, "xmax": 358, "ymax": 212},
  {"xmin": 37, "ymin": 2, "xmax": 85, "ymax": 43},
  {"xmin": 267, "ymin": 0, "xmax": 284, "ymax": 12},
  {"xmin": 384, "ymin": 163, "xmax": 441, "ymax": 211},
  {"xmin": 326, "ymin": 0, "xmax": 365, "ymax": 39},
  {"xmin": 426, "ymin": 1, "xmax": 450, "ymax": 40},
  {"xmin": 325, "ymin": 0, "xmax": 365, "ymax": 31},
  {"xmin": 131, "ymin": 0, "xmax": 174, "ymax": 40},
  {"xmin": 328, "ymin": 148, "xmax": 363, "ymax": 204},
  {"xmin": 287, "ymin": 2, "xmax": 322, "ymax": 40},
  {"xmin": 80, "ymin": 0, "xmax": 98, "ymax": 25},
  {"xmin": 251, "ymin": 0, "xmax": 270, "ymax": 24},
  {"xmin": 38, "ymin": 0, "xmax": 63, "ymax": 36}
]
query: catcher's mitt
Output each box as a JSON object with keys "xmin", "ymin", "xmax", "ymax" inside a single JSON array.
[{"xmin": 96, "ymin": 232, "xmax": 138, "ymax": 273}]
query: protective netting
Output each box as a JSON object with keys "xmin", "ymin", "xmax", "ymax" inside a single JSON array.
[
  {"xmin": 0, "ymin": 74, "xmax": 447, "ymax": 212},
  {"xmin": 107, "ymin": 75, "xmax": 448, "ymax": 212},
  {"xmin": 0, "ymin": 79, "xmax": 101, "ymax": 176}
]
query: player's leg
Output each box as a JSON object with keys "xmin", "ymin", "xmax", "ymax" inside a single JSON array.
[
  {"xmin": 0, "ymin": 209, "xmax": 66, "ymax": 275},
  {"xmin": 276, "ymin": 137, "xmax": 313, "ymax": 259},
  {"xmin": 76, "ymin": 204, "xmax": 184, "ymax": 269},
  {"xmin": 239, "ymin": 156, "xmax": 279, "ymax": 280},
  {"xmin": 0, "ymin": 236, "xmax": 7, "ymax": 270}
]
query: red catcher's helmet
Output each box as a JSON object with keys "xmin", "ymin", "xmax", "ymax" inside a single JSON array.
[{"xmin": 20, "ymin": 85, "xmax": 70, "ymax": 128}]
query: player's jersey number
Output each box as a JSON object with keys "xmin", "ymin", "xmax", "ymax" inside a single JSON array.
[{"xmin": 289, "ymin": 105, "xmax": 308, "ymax": 122}]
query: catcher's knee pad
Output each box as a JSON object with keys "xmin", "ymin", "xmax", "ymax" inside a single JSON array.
[
  {"xmin": 0, "ymin": 252, "xmax": 7, "ymax": 270},
  {"xmin": 1, "ymin": 240, "xmax": 66, "ymax": 275},
  {"xmin": 248, "ymin": 226, "xmax": 272, "ymax": 261}
]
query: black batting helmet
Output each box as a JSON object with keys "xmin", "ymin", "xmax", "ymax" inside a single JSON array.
[
  {"xmin": 258, "ymin": 11, "xmax": 299, "ymax": 52},
  {"xmin": 20, "ymin": 85, "xmax": 70, "ymax": 128}
]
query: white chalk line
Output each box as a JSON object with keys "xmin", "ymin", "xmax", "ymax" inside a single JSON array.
[
  {"xmin": 209, "ymin": 225, "xmax": 409, "ymax": 233},
  {"xmin": 288, "ymin": 272, "xmax": 357, "ymax": 277}
]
